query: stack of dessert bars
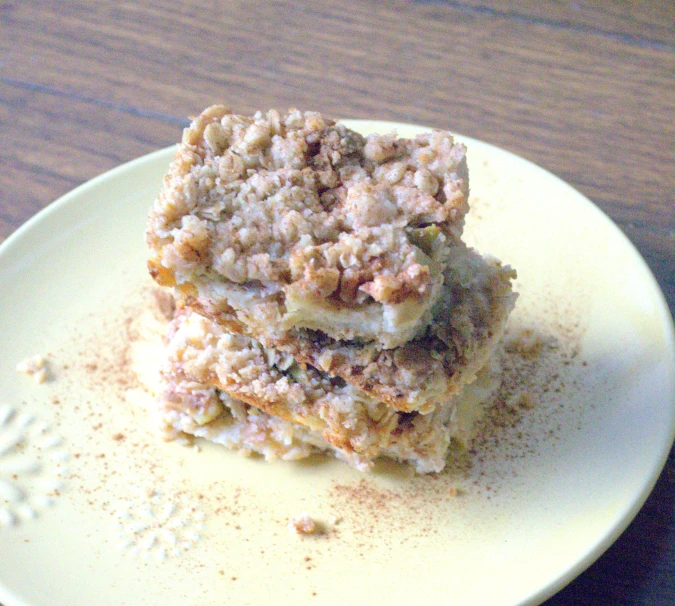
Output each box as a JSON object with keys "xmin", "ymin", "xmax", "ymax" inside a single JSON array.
[{"xmin": 145, "ymin": 106, "xmax": 516, "ymax": 473}]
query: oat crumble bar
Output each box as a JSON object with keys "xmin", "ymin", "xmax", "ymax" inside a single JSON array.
[
  {"xmin": 145, "ymin": 105, "xmax": 517, "ymax": 474},
  {"xmin": 147, "ymin": 105, "xmax": 470, "ymax": 349},
  {"xmin": 157, "ymin": 307, "xmax": 458, "ymax": 473}
]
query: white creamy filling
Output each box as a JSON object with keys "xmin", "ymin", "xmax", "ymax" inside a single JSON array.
[{"xmin": 281, "ymin": 261, "xmax": 444, "ymax": 348}]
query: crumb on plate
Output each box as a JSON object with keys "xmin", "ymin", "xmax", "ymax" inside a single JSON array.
[
  {"xmin": 16, "ymin": 354, "xmax": 50, "ymax": 383},
  {"xmin": 288, "ymin": 513, "xmax": 317, "ymax": 535}
]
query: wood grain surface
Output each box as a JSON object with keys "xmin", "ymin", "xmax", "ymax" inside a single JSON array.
[{"xmin": 1, "ymin": 1, "xmax": 673, "ymax": 604}]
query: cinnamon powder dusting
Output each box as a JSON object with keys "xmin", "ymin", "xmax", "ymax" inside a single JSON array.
[{"xmin": 32, "ymin": 267, "xmax": 590, "ymax": 577}]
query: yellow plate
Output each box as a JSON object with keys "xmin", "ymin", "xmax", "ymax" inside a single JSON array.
[{"xmin": 0, "ymin": 121, "xmax": 673, "ymax": 606}]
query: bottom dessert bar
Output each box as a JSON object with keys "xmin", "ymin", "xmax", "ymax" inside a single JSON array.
[{"xmin": 150, "ymin": 307, "xmax": 501, "ymax": 473}]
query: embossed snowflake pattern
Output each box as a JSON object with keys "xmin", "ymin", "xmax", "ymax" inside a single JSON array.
[
  {"xmin": 0, "ymin": 404, "xmax": 69, "ymax": 527},
  {"xmin": 113, "ymin": 490, "xmax": 206, "ymax": 561}
]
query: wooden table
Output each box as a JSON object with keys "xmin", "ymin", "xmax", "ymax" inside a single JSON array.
[{"xmin": 1, "ymin": 2, "xmax": 673, "ymax": 604}]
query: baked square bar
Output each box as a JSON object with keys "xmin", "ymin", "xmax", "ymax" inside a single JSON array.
[
  {"xmin": 190, "ymin": 240, "xmax": 516, "ymax": 413},
  {"xmin": 147, "ymin": 106, "xmax": 470, "ymax": 349},
  {"xmin": 155, "ymin": 307, "xmax": 498, "ymax": 473}
]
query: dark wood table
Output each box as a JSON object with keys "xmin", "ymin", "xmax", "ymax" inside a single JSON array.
[{"xmin": 1, "ymin": 2, "xmax": 673, "ymax": 604}]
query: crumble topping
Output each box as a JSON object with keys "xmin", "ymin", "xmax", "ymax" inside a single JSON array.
[{"xmin": 147, "ymin": 105, "xmax": 470, "ymax": 347}]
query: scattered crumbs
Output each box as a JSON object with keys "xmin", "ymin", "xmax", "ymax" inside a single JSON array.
[
  {"xmin": 503, "ymin": 327, "xmax": 547, "ymax": 359},
  {"xmin": 323, "ymin": 306, "xmax": 590, "ymax": 552},
  {"xmin": 288, "ymin": 513, "xmax": 317, "ymax": 535},
  {"xmin": 16, "ymin": 355, "xmax": 50, "ymax": 383},
  {"xmin": 152, "ymin": 289, "xmax": 176, "ymax": 320},
  {"xmin": 514, "ymin": 392, "xmax": 535, "ymax": 410},
  {"xmin": 112, "ymin": 433, "xmax": 126, "ymax": 442},
  {"xmin": 218, "ymin": 570, "xmax": 224, "ymax": 576}
]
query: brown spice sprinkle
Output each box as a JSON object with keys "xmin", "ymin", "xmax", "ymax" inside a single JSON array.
[
  {"xmin": 324, "ymin": 313, "xmax": 588, "ymax": 544},
  {"xmin": 503, "ymin": 327, "xmax": 547, "ymax": 359},
  {"xmin": 42, "ymin": 266, "xmax": 588, "ymax": 573}
]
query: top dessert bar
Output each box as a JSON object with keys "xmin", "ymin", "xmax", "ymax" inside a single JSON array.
[{"xmin": 147, "ymin": 105, "xmax": 470, "ymax": 349}]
